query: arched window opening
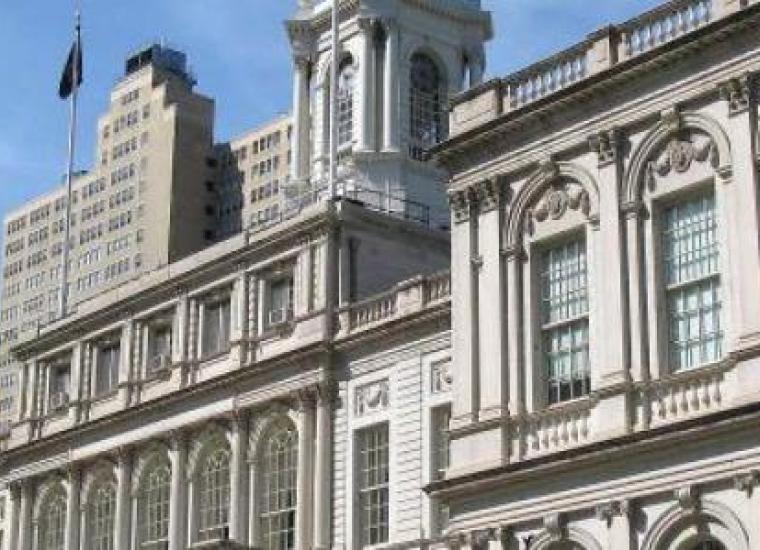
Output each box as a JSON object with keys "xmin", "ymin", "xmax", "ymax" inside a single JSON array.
[
  {"xmin": 260, "ymin": 424, "xmax": 298, "ymax": 550},
  {"xmin": 139, "ymin": 462, "xmax": 171, "ymax": 545},
  {"xmin": 337, "ymin": 56, "xmax": 355, "ymax": 147},
  {"xmin": 547, "ymin": 543, "xmax": 586, "ymax": 550},
  {"xmin": 409, "ymin": 53, "xmax": 445, "ymax": 161},
  {"xmin": 90, "ymin": 483, "xmax": 117, "ymax": 550},
  {"xmin": 198, "ymin": 447, "xmax": 231, "ymax": 541},
  {"xmin": 40, "ymin": 490, "xmax": 67, "ymax": 550}
]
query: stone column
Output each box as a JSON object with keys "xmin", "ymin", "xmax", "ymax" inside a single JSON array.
[
  {"xmin": 296, "ymin": 391, "xmax": 316, "ymax": 549},
  {"xmin": 313, "ymin": 384, "xmax": 334, "ymax": 550},
  {"xmin": 65, "ymin": 468, "xmax": 82, "ymax": 550},
  {"xmin": 118, "ymin": 321, "xmax": 133, "ymax": 407},
  {"xmin": 357, "ymin": 18, "xmax": 374, "ymax": 152},
  {"xmin": 168, "ymin": 433, "xmax": 188, "ymax": 550},
  {"xmin": 475, "ymin": 179, "xmax": 507, "ymax": 423},
  {"xmin": 228, "ymin": 415, "xmax": 249, "ymax": 544},
  {"xmin": 115, "ymin": 450, "xmax": 132, "ymax": 550},
  {"xmin": 383, "ymin": 19, "xmax": 399, "ymax": 152},
  {"xmin": 718, "ymin": 77, "xmax": 760, "ymax": 350},
  {"xmin": 597, "ymin": 500, "xmax": 632, "ymax": 550},
  {"xmin": 174, "ymin": 291, "xmax": 189, "ymax": 365},
  {"xmin": 589, "ymin": 130, "xmax": 631, "ymax": 440},
  {"xmin": 735, "ymin": 471, "xmax": 760, "ymax": 548},
  {"xmin": 8, "ymin": 483, "xmax": 21, "ymax": 550},
  {"xmin": 230, "ymin": 270, "xmax": 248, "ymax": 368},
  {"xmin": 17, "ymin": 481, "xmax": 33, "ymax": 550},
  {"xmin": 248, "ymin": 447, "xmax": 261, "ymax": 548},
  {"xmin": 622, "ymin": 202, "xmax": 648, "ymax": 385},
  {"xmin": 449, "ymin": 190, "xmax": 479, "ymax": 427},
  {"xmin": 292, "ymin": 54, "xmax": 311, "ymax": 182}
]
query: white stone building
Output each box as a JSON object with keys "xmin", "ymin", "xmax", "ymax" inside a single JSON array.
[
  {"xmin": 434, "ymin": 0, "xmax": 760, "ymax": 548},
  {"xmin": 0, "ymin": 1, "xmax": 489, "ymax": 549}
]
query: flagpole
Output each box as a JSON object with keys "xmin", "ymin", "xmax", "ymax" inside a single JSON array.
[
  {"xmin": 328, "ymin": 0, "xmax": 339, "ymax": 200},
  {"xmin": 58, "ymin": 10, "xmax": 80, "ymax": 319}
]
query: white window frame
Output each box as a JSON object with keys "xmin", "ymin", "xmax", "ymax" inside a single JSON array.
[
  {"xmin": 539, "ymin": 237, "xmax": 591, "ymax": 405},
  {"xmin": 138, "ymin": 461, "xmax": 171, "ymax": 546},
  {"xmin": 259, "ymin": 423, "xmax": 298, "ymax": 550},
  {"xmin": 93, "ymin": 338, "xmax": 121, "ymax": 397},
  {"xmin": 200, "ymin": 294, "xmax": 231, "ymax": 358},
  {"xmin": 356, "ymin": 422, "xmax": 390, "ymax": 547}
]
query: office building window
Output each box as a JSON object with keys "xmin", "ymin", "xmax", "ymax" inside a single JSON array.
[
  {"xmin": 202, "ymin": 297, "xmax": 231, "ymax": 356},
  {"xmin": 90, "ymin": 482, "xmax": 117, "ymax": 550},
  {"xmin": 95, "ymin": 341, "xmax": 121, "ymax": 396},
  {"xmin": 541, "ymin": 238, "xmax": 590, "ymax": 405},
  {"xmin": 663, "ymin": 194, "xmax": 722, "ymax": 371},
  {"xmin": 358, "ymin": 423, "xmax": 390, "ymax": 546},
  {"xmin": 198, "ymin": 448, "xmax": 231, "ymax": 541},
  {"xmin": 260, "ymin": 423, "xmax": 298, "ymax": 550}
]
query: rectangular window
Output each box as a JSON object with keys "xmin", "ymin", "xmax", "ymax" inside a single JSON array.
[
  {"xmin": 663, "ymin": 195, "xmax": 722, "ymax": 371},
  {"xmin": 541, "ymin": 238, "xmax": 590, "ymax": 405},
  {"xmin": 267, "ymin": 276, "xmax": 294, "ymax": 327},
  {"xmin": 147, "ymin": 322, "xmax": 173, "ymax": 373},
  {"xmin": 49, "ymin": 361, "xmax": 71, "ymax": 411},
  {"xmin": 96, "ymin": 342, "xmax": 120, "ymax": 396},
  {"xmin": 202, "ymin": 298, "xmax": 231, "ymax": 356},
  {"xmin": 358, "ymin": 423, "xmax": 390, "ymax": 546}
]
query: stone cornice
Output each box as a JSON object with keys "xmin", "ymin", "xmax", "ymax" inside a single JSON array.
[{"xmin": 436, "ymin": 4, "xmax": 760, "ymax": 178}]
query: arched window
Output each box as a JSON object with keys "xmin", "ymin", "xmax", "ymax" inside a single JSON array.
[
  {"xmin": 547, "ymin": 543, "xmax": 586, "ymax": 550},
  {"xmin": 39, "ymin": 489, "xmax": 67, "ymax": 550},
  {"xmin": 260, "ymin": 424, "xmax": 298, "ymax": 550},
  {"xmin": 337, "ymin": 56, "xmax": 355, "ymax": 147},
  {"xmin": 409, "ymin": 53, "xmax": 445, "ymax": 160},
  {"xmin": 198, "ymin": 448, "xmax": 231, "ymax": 541},
  {"xmin": 89, "ymin": 482, "xmax": 116, "ymax": 550},
  {"xmin": 139, "ymin": 462, "xmax": 171, "ymax": 545}
]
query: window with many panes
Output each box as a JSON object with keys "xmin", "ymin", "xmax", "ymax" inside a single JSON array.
[
  {"xmin": 432, "ymin": 406, "xmax": 450, "ymax": 481},
  {"xmin": 409, "ymin": 53, "xmax": 445, "ymax": 161},
  {"xmin": 662, "ymin": 194, "xmax": 722, "ymax": 371},
  {"xmin": 140, "ymin": 462, "xmax": 171, "ymax": 545},
  {"xmin": 40, "ymin": 490, "xmax": 67, "ymax": 550},
  {"xmin": 202, "ymin": 298, "xmax": 231, "ymax": 357},
  {"xmin": 95, "ymin": 342, "xmax": 120, "ymax": 396},
  {"xmin": 337, "ymin": 57, "xmax": 355, "ymax": 147},
  {"xmin": 90, "ymin": 483, "xmax": 117, "ymax": 550},
  {"xmin": 358, "ymin": 423, "xmax": 390, "ymax": 546},
  {"xmin": 198, "ymin": 448, "xmax": 231, "ymax": 541},
  {"xmin": 260, "ymin": 425, "xmax": 298, "ymax": 550},
  {"xmin": 541, "ymin": 238, "xmax": 590, "ymax": 405}
]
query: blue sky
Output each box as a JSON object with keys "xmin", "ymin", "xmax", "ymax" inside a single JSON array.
[{"xmin": 0, "ymin": 0, "xmax": 663, "ymax": 218}]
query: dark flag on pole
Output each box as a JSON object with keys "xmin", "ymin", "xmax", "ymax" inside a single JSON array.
[{"xmin": 58, "ymin": 23, "xmax": 83, "ymax": 99}]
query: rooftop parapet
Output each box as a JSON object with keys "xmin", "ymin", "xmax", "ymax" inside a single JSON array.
[{"xmin": 448, "ymin": 0, "xmax": 752, "ymax": 137}]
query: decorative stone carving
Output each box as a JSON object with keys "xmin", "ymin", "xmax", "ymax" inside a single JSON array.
[
  {"xmin": 596, "ymin": 500, "xmax": 631, "ymax": 527},
  {"xmin": 733, "ymin": 470, "xmax": 760, "ymax": 497},
  {"xmin": 529, "ymin": 182, "xmax": 591, "ymax": 233},
  {"xmin": 355, "ymin": 379, "xmax": 389, "ymax": 416},
  {"xmin": 645, "ymin": 132, "xmax": 718, "ymax": 192},
  {"xmin": 588, "ymin": 128, "xmax": 620, "ymax": 166},
  {"xmin": 431, "ymin": 360, "xmax": 453, "ymax": 394},
  {"xmin": 719, "ymin": 75, "xmax": 752, "ymax": 116},
  {"xmin": 448, "ymin": 189, "xmax": 472, "ymax": 223},
  {"xmin": 675, "ymin": 485, "xmax": 699, "ymax": 511},
  {"xmin": 475, "ymin": 176, "xmax": 505, "ymax": 213},
  {"xmin": 544, "ymin": 512, "xmax": 566, "ymax": 540}
]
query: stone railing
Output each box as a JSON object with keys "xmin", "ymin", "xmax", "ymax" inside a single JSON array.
[
  {"xmin": 517, "ymin": 400, "xmax": 593, "ymax": 459},
  {"xmin": 337, "ymin": 271, "xmax": 451, "ymax": 338},
  {"xmin": 620, "ymin": 0, "xmax": 713, "ymax": 58},
  {"xmin": 449, "ymin": 0, "xmax": 749, "ymax": 135},
  {"xmin": 348, "ymin": 292, "xmax": 397, "ymax": 330},
  {"xmin": 504, "ymin": 44, "xmax": 589, "ymax": 109},
  {"xmin": 423, "ymin": 270, "xmax": 452, "ymax": 304},
  {"xmin": 634, "ymin": 362, "xmax": 730, "ymax": 430}
]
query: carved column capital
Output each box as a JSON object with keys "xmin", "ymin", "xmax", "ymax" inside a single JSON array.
[
  {"xmin": 448, "ymin": 187, "xmax": 479, "ymax": 223},
  {"xmin": 734, "ymin": 470, "xmax": 760, "ymax": 497},
  {"xmin": 475, "ymin": 175, "xmax": 507, "ymax": 213},
  {"xmin": 544, "ymin": 512, "xmax": 566, "ymax": 540},
  {"xmin": 295, "ymin": 386, "xmax": 318, "ymax": 412},
  {"xmin": 718, "ymin": 74, "xmax": 753, "ymax": 116},
  {"xmin": 588, "ymin": 127, "xmax": 622, "ymax": 167},
  {"xmin": 595, "ymin": 499, "xmax": 632, "ymax": 527},
  {"xmin": 675, "ymin": 485, "xmax": 700, "ymax": 511}
]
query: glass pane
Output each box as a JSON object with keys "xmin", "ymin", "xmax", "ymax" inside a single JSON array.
[{"xmin": 359, "ymin": 424, "xmax": 390, "ymax": 545}]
